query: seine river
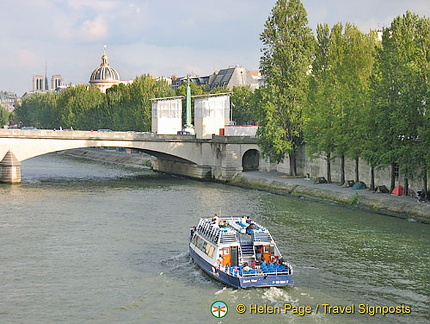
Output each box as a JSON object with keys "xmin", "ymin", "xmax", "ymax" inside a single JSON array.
[{"xmin": 0, "ymin": 154, "xmax": 428, "ymax": 324}]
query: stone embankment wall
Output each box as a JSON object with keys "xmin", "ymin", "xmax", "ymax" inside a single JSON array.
[
  {"xmin": 272, "ymin": 146, "xmax": 424, "ymax": 193},
  {"xmin": 230, "ymin": 173, "xmax": 430, "ymax": 224}
]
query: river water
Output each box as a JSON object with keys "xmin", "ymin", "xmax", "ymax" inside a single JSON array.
[{"xmin": 0, "ymin": 154, "xmax": 428, "ymax": 324}]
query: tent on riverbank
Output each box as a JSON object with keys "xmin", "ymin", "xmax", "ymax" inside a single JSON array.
[
  {"xmin": 352, "ymin": 181, "xmax": 367, "ymax": 190},
  {"xmin": 376, "ymin": 185, "xmax": 389, "ymax": 193},
  {"xmin": 391, "ymin": 185, "xmax": 404, "ymax": 196}
]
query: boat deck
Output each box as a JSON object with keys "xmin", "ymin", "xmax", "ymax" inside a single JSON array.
[
  {"xmin": 196, "ymin": 215, "xmax": 272, "ymax": 243},
  {"xmin": 225, "ymin": 263, "xmax": 291, "ymax": 277}
]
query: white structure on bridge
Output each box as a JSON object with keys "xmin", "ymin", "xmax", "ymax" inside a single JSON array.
[
  {"xmin": 194, "ymin": 94, "xmax": 230, "ymax": 139},
  {"xmin": 151, "ymin": 93, "xmax": 232, "ymax": 139},
  {"xmin": 151, "ymin": 97, "xmax": 183, "ymax": 135},
  {"xmin": 0, "ymin": 129, "xmax": 262, "ymax": 183}
]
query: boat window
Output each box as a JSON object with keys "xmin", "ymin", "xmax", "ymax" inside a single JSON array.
[
  {"xmin": 206, "ymin": 244, "xmax": 215, "ymax": 257},
  {"xmin": 193, "ymin": 234, "xmax": 216, "ymax": 257},
  {"xmin": 191, "ymin": 234, "xmax": 198, "ymax": 245}
]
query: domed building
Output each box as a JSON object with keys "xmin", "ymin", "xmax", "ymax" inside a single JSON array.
[{"xmin": 89, "ymin": 49, "xmax": 121, "ymax": 93}]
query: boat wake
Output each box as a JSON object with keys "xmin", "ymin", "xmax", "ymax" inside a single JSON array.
[
  {"xmin": 159, "ymin": 250, "xmax": 216, "ymax": 287},
  {"xmin": 262, "ymin": 287, "xmax": 297, "ymax": 304}
]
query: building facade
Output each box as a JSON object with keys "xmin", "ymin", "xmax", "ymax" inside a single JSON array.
[
  {"xmin": 32, "ymin": 74, "xmax": 64, "ymax": 92},
  {"xmin": 171, "ymin": 66, "xmax": 263, "ymax": 92},
  {"xmin": 51, "ymin": 75, "xmax": 64, "ymax": 90},
  {"xmin": 0, "ymin": 91, "xmax": 18, "ymax": 112}
]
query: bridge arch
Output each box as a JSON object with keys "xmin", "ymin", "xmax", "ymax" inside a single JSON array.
[{"xmin": 242, "ymin": 149, "xmax": 260, "ymax": 171}]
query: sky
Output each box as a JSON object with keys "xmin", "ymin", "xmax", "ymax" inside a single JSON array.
[{"xmin": 1, "ymin": 0, "xmax": 429, "ymax": 96}]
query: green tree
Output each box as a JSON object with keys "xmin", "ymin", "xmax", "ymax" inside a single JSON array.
[
  {"xmin": 15, "ymin": 92, "xmax": 59, "ymax": 128},
  {"xmin": 259, "ymin": 0, "xmax": 314, "ymax": 175},
  {"xmin": 303, "ymin": 23, "xmax": 336, "ymax": 181},
  {"xmin": 358, "ymin": 30, "xmax": 382, "ymax": 190},
  {"xmin": 230, "ymin": 86, "xmax": 256, "ymax": 125},
  {"xmin": 84, "ymin": 75, "xmax": 175, "ymax": 131},
  {"xmin": 176, "ymin": 80, "xmax": 206, "ymax": 97},
  {"xmin": 371, "ymin": 12, "xmax": 430, "ymax": 192},
  {"xmin": 0, "ymin": 105, "xmax": 10, "ymax": 126},
  {"xmin": 305, "ymin": 23, "xmax": 377, "ymax": 184},
  {"xmin": 56, "ymin": 85, "xmax": 104, "ymax": 129},
  {"xmin": 126, "ymin": 75, "xmax": 175, "ymax": 131},
  {"xmin": 339, "ymin": 23, "xmax": 377, "ymax": 183}
]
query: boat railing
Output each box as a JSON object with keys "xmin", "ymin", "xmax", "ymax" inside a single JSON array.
[
  {"xmin": 251, "ymin": 230, "xmax": 273, "ymax": 242},
  {"xmin": 197, "ymin": 220, "xmax": 220, "ymax": 243},
  {"xmin": 219, "ymin": 231, "xmax": 238, "ymax": 243},
  {"xmin": 197, "ymin": 218, "xmax": 240, "ymax": 244},
  {"xmin": 225, "ymin": 264, "xmax": 292, "ymax": 277},
  {"xmin": 225, "ymin": 266, "xmax": 258, "ymax": 277}
]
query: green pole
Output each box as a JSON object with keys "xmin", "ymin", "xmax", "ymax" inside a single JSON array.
[{"xmin": 185, "ymin": 77, "xmax": 193, "ymax": 130}]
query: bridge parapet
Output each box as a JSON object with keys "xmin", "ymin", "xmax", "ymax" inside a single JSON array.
[{"xmin": 0, "ymin": 129, "xmax": 200, "ymax": 142}]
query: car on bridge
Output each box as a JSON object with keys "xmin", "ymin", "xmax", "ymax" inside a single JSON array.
[{"xmin": 21, "ymin": 126, "xmax": 39, "ymax": 131}]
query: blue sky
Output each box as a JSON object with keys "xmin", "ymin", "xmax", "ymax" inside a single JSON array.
[{"xmin": 1, "ymin": 0, "xmax": 429, "ymax": 96}]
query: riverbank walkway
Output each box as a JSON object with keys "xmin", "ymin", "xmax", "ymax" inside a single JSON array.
[{"xmin": 236, "ymin": 171, "xmax": 430, "ymax": 223}]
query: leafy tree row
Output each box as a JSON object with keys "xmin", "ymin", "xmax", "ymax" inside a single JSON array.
[
  {"xmin": 15, "ymin": 75, "xmax": 175, "ymax": 131},
  {"xmin": 304, "ymin": 23, "xmax": 378, "ymax": 184},
  {"xmin": 369, "ymin": 12, "xmax": 429, "ymax": 192},
  {"xmin": 15, "ymin": 74, "xmax": 256, "ymax": 132},
  {"xmin": 258, "ymin": 0, "xmax": 429, "ymax": 193}
]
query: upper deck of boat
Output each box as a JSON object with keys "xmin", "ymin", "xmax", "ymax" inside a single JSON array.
[{"xmin": 195, "ymin": 215, "xmax": 273, "ymax": 245}]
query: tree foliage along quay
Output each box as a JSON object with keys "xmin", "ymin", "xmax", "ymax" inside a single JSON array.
[
  {"xmin": 12, "ymin": 2, "xmax": 429, "ymax": 193},
  {"xmin": 257, "ymin": 0, "xmax": 429, "ymax": 192},
  {"xmin": 258, "ymin": 0, "xmax": 315, "ymax": 176},
  {"xmin": 369, "ymin": 11, "xmax": 430, "ymax": 192},
  {"xmin": 304, "ymin": 23, "xmax": 378, "ymax": 184},
  {"xmin": 0, "ymin": 105, "xmax": 10, "ymax": 126},
  {"xmin": 15, "ymin": 75, "xmax": 175, "ymax": 132}
]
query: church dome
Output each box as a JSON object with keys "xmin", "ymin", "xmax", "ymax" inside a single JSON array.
[{"xmin": 89, "ymin": 51, "xmax": 120, "ymax": 84}]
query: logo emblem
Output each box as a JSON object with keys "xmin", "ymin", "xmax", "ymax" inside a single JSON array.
[{"xmin": 211, "ymin": 301, "xmax": 228, "ymax": 318}]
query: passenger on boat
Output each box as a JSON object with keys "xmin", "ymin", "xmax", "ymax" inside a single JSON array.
[
  {"xmin": 216, "ymin": 257, "xmax": 222, "ymax": 268},
  {"xmin": 246, "ymin": 216, "xmax": 252, "ymax": 223},
  {"xmin": 246, "ymin": 223, "xmax": 257, "ymax": 234},
  {"xmin": 255, "ymin": 246, "xmax": 263, "ymax": 262},
  {"xmin": 219, "ymin": 220, "xmax": 228, "ymax": 228},
  {"xmin": 212, "ymin": 215, "xmax": 219, "ymax": 227},
  {"xmin": 243, "ymin": 262, "xmax": 251, "ymax": 272}
]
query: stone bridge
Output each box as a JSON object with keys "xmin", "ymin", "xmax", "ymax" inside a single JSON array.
[{"xmin": 0, "ymin": 129, "xmax": 262, "ymax": 183}]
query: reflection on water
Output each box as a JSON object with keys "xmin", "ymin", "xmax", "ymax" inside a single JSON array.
[{"xmin": 0, "ymin": 153, "xmax": 428, "ymax": 323}]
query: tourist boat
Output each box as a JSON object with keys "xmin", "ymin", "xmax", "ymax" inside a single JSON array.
[{"xmin": 189, "ymin": 215, "xmax": 293, "ymax": 288}]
